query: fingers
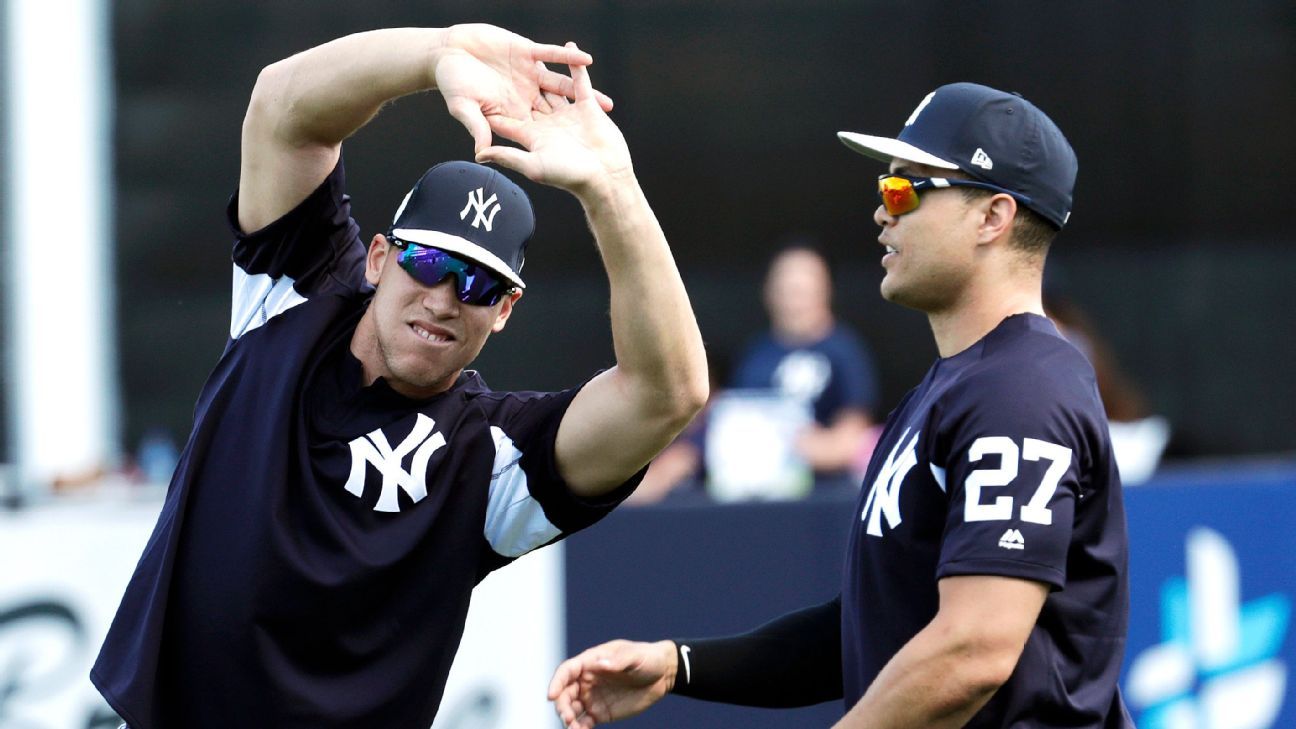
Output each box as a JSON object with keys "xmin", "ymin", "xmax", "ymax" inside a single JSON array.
[
  {"xmin": 475, "ymin": 143, "xmax": 537, "ymax": 179},
  {"xmin": 565, "ymin": 43, "xmax": 594, "ymax": 103},
  {"xmin": 548, "ymin": 656, "xmax": 584, "ymax": 699},
  {"xmin": 537, "ymin": 61, "xmax": 614, "ymax": 111},
  {"xmin": 530, "ymin": 41, "xmax": 594, "ymax": 68},
  {"xmin": 484, "ymin": 115, "xmax": 529, "ymax": 146},
  {"xmin": 444, "ymin": 96, "xmax": 492, "ymax": 154}
]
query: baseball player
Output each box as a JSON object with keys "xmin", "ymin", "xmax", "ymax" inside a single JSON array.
[
  {"xmin": 548, "ymin": 83, "xmax": 1133, "ymax": 728},
  {"xmin": 91, "ymin": 24, "xmax": 708, "ymax": 729}
]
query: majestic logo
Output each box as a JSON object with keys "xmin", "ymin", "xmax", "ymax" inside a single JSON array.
[
  {"xmin": 344, "ymin": 414, "xmax": 446, "ymax": 513},
  {"xmin": 461, "ymin": 188, "xmax": 502, "ymax": 231},
  {"xmin": 998, "ymin": 528, "xmax": 1025, "ymax": 550},
  {"xmin": 1126, "ymin": 528, "xmax": 1290, "ymax": 728},
  {"xmin": 861, "ymin": 428, "xmax": 920, "ymax": 537},
  {"xmin": 970, "ymin": 147, "xmax": 994, "ymax": 170}
]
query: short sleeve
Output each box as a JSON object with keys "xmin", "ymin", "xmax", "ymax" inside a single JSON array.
[
  {"xmin": 226, "ymin": 157, "xmax": 368, "ymax": 339},
  {"xmin": 932, "ymin": 368, "xmax": 1083, "ymax": 589},
  {"xmin": 476, "ymin": 384, "xmax": 642, "ymax": 558}
]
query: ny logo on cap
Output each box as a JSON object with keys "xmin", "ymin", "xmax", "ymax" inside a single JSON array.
[
  {"xmin": 905, "ymin": 91, "xmax": 936, "ymax": 127},
  {"xmin": 461, "ymin": 188, "xmax": 502, "ymax": 231}
]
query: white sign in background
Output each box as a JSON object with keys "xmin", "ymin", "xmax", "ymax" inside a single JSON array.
[{"xmin": 0, "ymin": 497, "xmax": 564, "ymax": 729}]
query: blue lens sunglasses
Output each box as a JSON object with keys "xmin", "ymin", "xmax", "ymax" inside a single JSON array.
[{"xmin": 387, "ymin": 235, "xmax": 515, "ymax": 306}]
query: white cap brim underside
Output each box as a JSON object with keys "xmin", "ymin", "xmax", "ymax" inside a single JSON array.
[
  {"xmin": 836, "ymin": 131, "xmax": 959, "ymax": 170},
  {"xmin": 392, "ymin": 228, "xmax": 525, "ymax": 289}
]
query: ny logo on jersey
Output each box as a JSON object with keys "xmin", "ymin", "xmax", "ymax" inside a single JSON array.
[
  {"xmin": 344, "ymin": 414, "xmax": 446, "ymax": 512},
  {"xmin": 460, "ymin": 188, "xmax": 502, "ymax": 231},
  {"xmin": 861, "ymin": 428, "xmax": 920, "ymax": 537}
]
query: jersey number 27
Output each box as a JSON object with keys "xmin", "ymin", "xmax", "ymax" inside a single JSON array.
[{"xmin": 964, "ymin": 437, "xmax": 1072, "ymax": 526}]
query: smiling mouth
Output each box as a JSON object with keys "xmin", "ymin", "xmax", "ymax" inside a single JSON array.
[{"xmin": 411, "ymin": 323, "xmax": 454, "ymax": 344}]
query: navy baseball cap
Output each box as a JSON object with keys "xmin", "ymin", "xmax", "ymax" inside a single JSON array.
[
  {"xmin": 389, "ymin": 161, "xmax": 535, "ymax": 288},
  {"xmin": 837, "ymin": 82, "xmax": 1078, "ymax": 229}
]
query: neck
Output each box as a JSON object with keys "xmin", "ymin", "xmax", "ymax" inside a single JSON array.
[{"xmin": 927, "ymin": 286, "xmax": 1044, "ymax": 358}]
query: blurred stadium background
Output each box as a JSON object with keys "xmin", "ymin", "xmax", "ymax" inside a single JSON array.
[{"xmin": 2, "ymin": 2, "xmax": 1294, "ymax": 728}]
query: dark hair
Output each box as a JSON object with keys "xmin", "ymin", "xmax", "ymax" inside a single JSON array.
[{"xmin": 957, "ymin": 187, "xmax": 1058, "ymax": 255}]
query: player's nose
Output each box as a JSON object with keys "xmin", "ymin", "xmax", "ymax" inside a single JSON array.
[
  {"xmin": 874, "ymin": 204, "xmax": 897, "ymax": 228},
  {"xmin": 420, "ymin": 279, "xmax": 461, "ymax": 317}
]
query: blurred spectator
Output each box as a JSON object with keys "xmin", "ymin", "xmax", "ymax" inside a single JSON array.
[
  {"xmin": 632, "ymin": 243, "xmax": 881, "ymax": 504},
  {"xmin": 1044, "ymin": 281, "xmax": 1170, "ymax": 484}
]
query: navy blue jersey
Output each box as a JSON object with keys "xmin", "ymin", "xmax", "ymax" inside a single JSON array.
[
  {"xmin": 732, "ymin": 325, "xmax": 880, "ymax": 425},
  {"xmin": 91, "ymin": 159, "xmax": 637, "ymax": 728},
  {"xmin": 841, "ymin": 314, "xmax": 1132, "ymax": 727}
]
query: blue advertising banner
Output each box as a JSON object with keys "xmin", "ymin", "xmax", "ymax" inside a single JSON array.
[
  {"xmin": 1122, "ymin": 465, "xmax": 1296, "ymax": 729},
  {"xmin": 566, "ymin": 463, "xmax": 1296, "ymax": 729}
]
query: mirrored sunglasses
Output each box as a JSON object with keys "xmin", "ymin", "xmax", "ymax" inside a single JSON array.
[
  {"xmin": 389, "ymin": 237, "xmax": 514, "ymax": 306},
  {"xmin": 877, "ymin": 174, "xmax": 1032, "ymax": 217}
]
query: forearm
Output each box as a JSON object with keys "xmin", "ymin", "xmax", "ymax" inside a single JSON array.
[
  {"xmin": 577, "ymin": 174, "xmax": 708, "ymax": 421},
  {"xmin": 247, "ymin": 28, "xmax": 446, "ymax": 150},
  {"xmin": 833, "ymin": 623, "xmax": 1006, "ymax": 729},
  {"xmin": 671, "ymin": 597, "xmax": 843, "ymax": 708}
]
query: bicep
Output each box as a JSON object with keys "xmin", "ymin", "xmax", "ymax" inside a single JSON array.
[
  {"xmin": 237, "ymin": 70, "xmax": 343, "ymax": 233},
  {"xmin": 554, "ymin": 367, "xmax": 687, "ymax": 497}
]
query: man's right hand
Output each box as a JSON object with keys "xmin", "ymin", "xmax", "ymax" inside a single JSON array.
[
  {"xmin": 435, "ymin": 24, "xmax": 614, "ymax": 154},
  {"xmin": 548, "ymin": 639, "xmax": 678, "ymax": 729},
  {"xmin": 239, "ymin": 25, "xmax": 612, "ymax": 233}
]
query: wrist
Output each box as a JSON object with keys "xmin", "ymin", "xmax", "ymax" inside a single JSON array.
[
  {"xmin": 425, "ymin": 27, "xmax": 453, "ymax": 90},
  {"xmin": 665, "ymin": 640, "xmax": 686, "ymax": 693},
  {"xmin": 574, "ymin": 165, "xmax": 640, "ymax": 212}
]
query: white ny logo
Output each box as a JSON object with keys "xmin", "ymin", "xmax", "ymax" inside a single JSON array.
[
  {"xmin": 861, "ymin": 428, "xmax": 920, "ymax": 537},
  {"xmin": 460, "ymin": 188, "xmax": 502, "ymax": 231},
  {"xmin": 343, "ymin": 414, "xmax": 447, "ymax": 513}
]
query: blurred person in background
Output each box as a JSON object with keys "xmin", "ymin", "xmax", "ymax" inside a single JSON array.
[
  {"xmin": 732, "ymin": 244, "xmax": 880, "ymax": 482},
  {"xmin": 631, "ymin": 243, "xmax": 879, "ymax": 504},
  {"xmin": 90, "ymin": 23, "xmax": 707, "ymax": 729},
  {"xmin": 549, "ymin": 83, "xmax": 1131, "ymax": 728}
]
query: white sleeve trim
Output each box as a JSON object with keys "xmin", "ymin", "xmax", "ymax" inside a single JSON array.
[
  {"xmin": 484, "ymin": 425, "xmax": 561, "ymax": 558},
  {"xmin": 929, "ymin": 463, "xmax": 947, "ymax": 492},
  {"xmin": 231, "ymin": 265, "xmax": 308, "ymax": 339}
]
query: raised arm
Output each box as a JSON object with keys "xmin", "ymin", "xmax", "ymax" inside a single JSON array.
[
  {"xmin": 237, "ymin": 25, "xmax": 611, "ymax": 233},
  {"xmin": 478, "ymin": 52, "xmax": 709, "ymax": 497}
]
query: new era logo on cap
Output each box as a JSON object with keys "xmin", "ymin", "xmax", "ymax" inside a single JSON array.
[
  {"xmin": 837, "ymin": 82, "xmax": 1078, "ymax": 229},
  {"xmin": 391, "ymin": 161, "xmax": 535, "ymax": 288}
]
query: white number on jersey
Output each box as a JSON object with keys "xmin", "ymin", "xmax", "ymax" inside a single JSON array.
[{"xmin": 963, "ymin": 436, "xmax": 1073, "ymax": 525}]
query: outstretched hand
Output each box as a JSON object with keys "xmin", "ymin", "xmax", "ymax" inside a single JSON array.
[
  {"xmin": 435, "ymin": 24, "xmax": 614, "ymax": 153},
  {"xmin": 475, "ymin": 44, "xmax": 632, "ymax": 198},
  {"xmin": 548, "ymin": 639, "xmax": 677, "ymax": 729}
]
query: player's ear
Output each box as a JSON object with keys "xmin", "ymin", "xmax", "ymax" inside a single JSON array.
[
  {"xmin": 490, "ymin": 289, "xmax": 523, "ymax": 332},
  {"xmin": 977, "ymin": 194, "xmax": 1017, "ymax": 246},
  {"xmin": 366, "ymin": 234, "xmax": 392, "ymax": 286}
]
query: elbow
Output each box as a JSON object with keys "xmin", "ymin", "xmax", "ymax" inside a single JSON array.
[
  {"xmin": 670, "ymin": 364, "xmax": 710, "ymax": 427},
  {"xmin": 244, "ymin": 59, "xmax": 307, "ymax": 144},
  {"xmin": 931, "ymin": 625, "xmax": 1023, "ymax": 710},
  {"xmin": 646, "ymin": 368, "xmax": 709, "ymax": 435},
  {"xmin": 960, "ymin": 650, "xmax": 1018, "ymax": 700}
]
